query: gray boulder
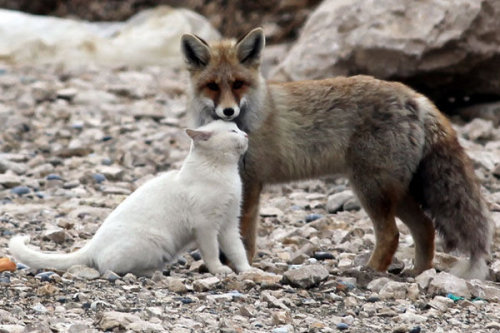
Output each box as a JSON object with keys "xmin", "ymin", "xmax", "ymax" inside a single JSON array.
[{"xmin": 273, "ymin": 0, "xmax": 500, "ymax": 104}]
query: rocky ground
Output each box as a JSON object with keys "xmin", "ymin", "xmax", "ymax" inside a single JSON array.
[{"xmin": 0, "ymin": 63, "xmax": 499, "ymax": 332}]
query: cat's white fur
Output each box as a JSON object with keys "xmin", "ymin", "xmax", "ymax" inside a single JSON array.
[{"xmin": 9, "ymin": 120, "xmax": 252, "ymax": 276}]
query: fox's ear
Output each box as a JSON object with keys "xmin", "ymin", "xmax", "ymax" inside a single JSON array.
[
  {"xmin": 181, "ymin": 34, "xmax": 211, "ymax": 68},
  {"xmin": 236, "ymin": 28, "xmax": 265, "ymax": 65},
  {"xmin": 185, "ymin": 129, "xmax": 212, "ymax": 141}
]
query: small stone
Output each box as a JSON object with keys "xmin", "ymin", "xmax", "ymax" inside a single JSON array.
[
  {"xmin": 367, "ymin": 277, "xmax": 391, "ymax": 292},
  {"xmin": 92, "ymin": 173, "xmax": 106, "ymax": 183},
  {"xmin": 336, "ymin": 323, "xmax": 349, "ymax": 330},
  {"xmin": 288, "ymin": 243, "xmax": 316, "ymax": 265},
  {"xmin": 96, "ymin": 166, "xmax": 124, "ymax": 181},
  {"xmin": 261, "ymin": 291, "xmax": 290, "ymax": 311},
  {"xmin": 193, "ymin": 276, "xmax": 220, "ymax": 292},
  {"xmin": 100, "ymin": 185, "xmax": 131, "ymax": 195},
  {"xmin": 0, "ymin": 174, "xmax": 22, "ymax": 188},
  {"xmin": 409, "ymin": 326, "xmax": 422, "ymax": 333},
  {"xmin": 239, "ymin": 305, "xmax": 255, "ymax": 317},
  {"xmin": 260, "ymin": 206, "xmax": 284, "ymax": 217},
  {"xmin": 326, "ymin": 190, "xmax": 354, "ymax": 213},
  {"xmin": 102, "ymin": 270, "xmax": 121, "ymax": 282},
  {"xmin": 493, "ymin": 164, "xmax": 500, "ymax": 178},
  {"xmin": 282, "ymin": 264, "xmax": 329, "ymax": 288},
  {"xmin": 415, "ymin": 268, "xmax": 436, "ymax": 289},
  {"xmin": 379, "ymin": 281, "xmax": 408, "ymax": 299},
  {"xmin": 67, "ymin": 265, "xmax": 100, "ymax": 280},
  {"xmin": 238, "ymin": 270, "xmax": 282, "ymax": 285},
  {"xmin": 485, "ymin": 322, "xmax": 500, "ymax": 330},
  {"xmin": 46, "ymin": 174, "xmax": 63, "ymax": 181},
  {"xmin": 313, "ymin": 251, "xmax": 334, "ymax": 261},
  {"xmin": 271, "ymin": 311, "xmax": 292, "ymax": 325},
  {"xmin": 36, "ymin": 284, "xmax": 58, "ymax": 296},
  {"xmin": 166, "ymin": 277, "xmax": 188, "ymax": 294},
  {"xmin": 305, "ymin": 213, "xmax": 323, "ymax": 222},
  {"xmin": 10, "ymin": 186, "xmax": 30, "ymax": 196},
  {"xmin": 98, "ymin": 311, "xmax": 141, "ymax": 331},
  {"xmin": 428, "ymin": 272, "xmax": 471, "ymax": 298},
  {"xmin": 42, "ymin": 228, "xmax": 67, "ymax": 244},
  {"xmin": 190, "ymin": 250, "xmax": 201, "ymax": 261},
  {"xmin": 32, "ymin": 303, "xmax": 48, "ymax": 314},
  {"xmin": 178, "ymin": 297, "xmax": 194, "ymax": 304},
  {"xmin": 35, "ymin": 271, "xmax": 57, "ymax": 282},
  {"xmin": 343, "ymin": 197, "xmax": 361, "ymax": 211},
  {"xmin": 272, "ymin": 325, "xmax": 293, "ymax": 333},
  {"xmin": 57, "ymin": 88, "xmax": 78, "ymax": 100}
]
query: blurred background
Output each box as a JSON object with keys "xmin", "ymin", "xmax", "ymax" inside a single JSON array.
[{"xmin": 0, "ymin": 0, "xmax": 499, "ymax": 121}]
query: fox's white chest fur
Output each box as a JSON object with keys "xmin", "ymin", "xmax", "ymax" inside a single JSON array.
[{"xmin": 9, "ymin": 121, "xmax": 252, "ymax": 276}]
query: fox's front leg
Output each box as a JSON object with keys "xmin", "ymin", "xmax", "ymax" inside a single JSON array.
[{"xmin": 240, "ymin": 181, "xmax": 263, "ymax": 264}]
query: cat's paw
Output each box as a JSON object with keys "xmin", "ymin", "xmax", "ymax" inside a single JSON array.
[
  {"xmin": 209, "ymin": 265, "xmax": 233, "ymax": 275},
  {"xmin": 235, "ymin": 264, "xmax": 255, "ymax": 273}
]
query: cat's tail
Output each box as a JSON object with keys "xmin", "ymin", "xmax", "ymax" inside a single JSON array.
[{"xmin": 9, "ymin": 235, "xmax": 93, "ymax": 271}]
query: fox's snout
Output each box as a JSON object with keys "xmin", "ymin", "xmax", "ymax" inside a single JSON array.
[{"xmin": 215, "ymin": 104, "xmax": 240, "ymax": 120}]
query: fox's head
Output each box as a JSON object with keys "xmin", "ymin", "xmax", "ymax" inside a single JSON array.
[{"xmin": 181, "ymin": 28, "xmax": 266, "ymax": 133}]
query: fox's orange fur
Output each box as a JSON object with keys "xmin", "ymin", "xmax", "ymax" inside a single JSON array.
[{"xmin": 181, "ymin": 28, "xmax": 492, "ymax": 279}]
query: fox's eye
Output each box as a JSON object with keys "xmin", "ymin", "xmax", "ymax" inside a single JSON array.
[
  {"xmin": 233, "ymin": 80, "xmax": 244, "ymax": 90},
  {"xmin": 207, "ymin": 82, "xmax": 219, "ymax": 91}
]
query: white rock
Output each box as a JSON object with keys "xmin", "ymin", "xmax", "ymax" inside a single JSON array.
[
  {"xmin": 367, "ymin": 277, "xmax": 391, "ymax": 293},
  {"xmin": 326, "ymin": 190, "xmax": 354, "ymax": 213},
  {"xmin": 428, "ymin": 272, "xmax": 471, "ymax": 298},
  {"xmin": 193, "ymin": 276, "xmax": 220, "ymax": 292},
  {"xmin": 379, "ymin": 281, "xmax": 407, "ymax": 300},
  {"xmin": 415, "ymin": 268, "xmax": 437, "ymax": 289}
]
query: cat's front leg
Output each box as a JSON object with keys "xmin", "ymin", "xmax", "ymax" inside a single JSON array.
[
  {"xmin": 195, "ymin": 228, "xmax": 233, "ymax": 275},
  {"xmin": 218, "ymin": 224, "xmax": 252, "ymax": 273}
]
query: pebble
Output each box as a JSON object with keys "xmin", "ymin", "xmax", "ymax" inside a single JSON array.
[
  {"xmin": 326, "ymin": 190, "xmax": 354, "ymax": 213},
  {"xmin": 193, "ymin": 276, "xmax": 220, "ymax": 291},
  {"xmin": 305, "ymin": 213, "xmax": 323, "ymax": 222},
  {"xmin": 428, "ymin": 272, "xmax": 471, "ymax": 298},
  {"xmin": 46, "ymin": 174, "xmax": 63, "ymax": 181},
  {"xmin": 313, "ymin": 251, "xmax": 334, "ymax": 261},
  {"xmin": 0, "ymin": 174, "xmax": 22, "ymax": 188},
  {"xmin": 35, "ymin": 271, "xmax": 57, "ymax": 282},
  {"xmin": 336, "ymin": 323, "xmax": 349, "ymax": 330},
  {"xmin": 67, "ymin": 265, "xmax": 100, "ymax": 280},
  {"xmin": 102, "ymin": 270, "xmax": 121, "ymax": 282},
  {"xmin": 10, "ymin": 186, "xmax": 30, "ymax": 196},
  {"xmin": 92, "ymin": 173, "xmax": 106, "ymax": 183},
  {"xmin": 282, "ymin": 264, "xmax": 329, "ymax": 289}
]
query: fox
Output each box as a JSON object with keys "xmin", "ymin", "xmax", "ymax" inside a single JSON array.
[{"xmin": 180, "ymin": 28, "xmax": 492, "ymax": 279}]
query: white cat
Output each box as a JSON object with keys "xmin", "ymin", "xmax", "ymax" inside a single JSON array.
[{"xmin": 9, "ymin": 120, "xmax": 253, "ymax": 276}]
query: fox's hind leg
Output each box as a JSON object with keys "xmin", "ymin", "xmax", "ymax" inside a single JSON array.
[
  {"xmin": 396, "ymin": 194, "xmax": 435, "ymax": 274},
  {"xmin": 239, "ymin": 181, "xmax": 263, "ymax": 264},
  {"xmin": 350, "ymin": 178, "xmax": 400, "ymax": 272}
]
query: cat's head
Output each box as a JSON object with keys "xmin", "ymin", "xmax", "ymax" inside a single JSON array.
[{"xmin": 185, "ymin": 120, "xmax": 248, "ymax": 157}]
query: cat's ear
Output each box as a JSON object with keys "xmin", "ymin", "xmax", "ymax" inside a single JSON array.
[
  {"xmin": 181, "ymin": 34, "xmax": 211, "ymax": 69},
  {"xmin": 236, "ymin": 28, "xmax": 265, "ymax": 65},
  {"xmin": 185, "ymin": 129, "xmax": 212, "ymax": 141}
]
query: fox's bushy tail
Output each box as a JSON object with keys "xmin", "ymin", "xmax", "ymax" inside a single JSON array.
[
  {"xmin": 411, "ymin": 97, "xmax": 492, "ymax": 279},
  {"xmin": 9, "ymin": 235, "xmax": 92, "ymax": 271}
]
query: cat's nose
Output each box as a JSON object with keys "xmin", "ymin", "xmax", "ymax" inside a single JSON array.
[{"xmin": 223, "ymin": 108, "xmax": 234, "ymax": 117}]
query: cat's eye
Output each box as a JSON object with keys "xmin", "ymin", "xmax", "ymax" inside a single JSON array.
[
  {"xmin": 231, "ymin": 129, "xmax": 238, "ymax": 133},
  {"xmin": 207, "ymin": 82, "xmax": 219, "ymax": 91},
  {"xmin": 232, "ymin": 80, "xmax": 244, "ymax": 90}
]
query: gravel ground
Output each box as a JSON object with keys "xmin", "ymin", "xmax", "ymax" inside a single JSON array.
[{"xmin": 0, "ymin": 63, "xmax": 500, "ymax": 332}]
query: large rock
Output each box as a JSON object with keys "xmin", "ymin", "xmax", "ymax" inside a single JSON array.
[
  {"xmin": 0, "ymin": 6, "xmax": 219, "ymax": 66},
  {"xmin": 273, "ymin": 0, "xmax": 500, "ymax": 106}
]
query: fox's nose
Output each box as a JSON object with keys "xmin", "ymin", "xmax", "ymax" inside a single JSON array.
[{"xmin": 223, "ymin": 108, "xmax": 234, "ymax": 117}]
